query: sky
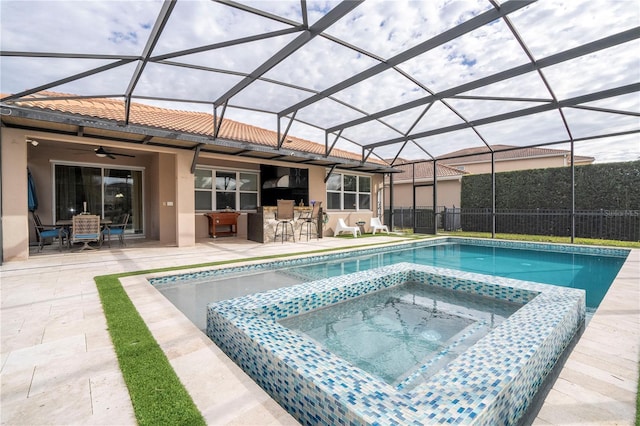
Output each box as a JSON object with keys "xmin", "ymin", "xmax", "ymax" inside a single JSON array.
[{"xmin": 1, "ymin": 0, "xmax": 639, "ymax": 163}]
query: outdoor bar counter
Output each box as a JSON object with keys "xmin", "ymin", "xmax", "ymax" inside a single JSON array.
[{"xmin": 247, "ymin": 205, "xmax": 321, "ymax": 243}]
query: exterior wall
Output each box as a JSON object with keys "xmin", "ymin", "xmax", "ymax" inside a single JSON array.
[
  {"xmin": 446, "ymin": 156, "xmax": 568, "ymax": 174},
  {"xmin": 1, "ymin": 128, "xmax": 29, "ymax": 261},
  {"xmin": 308, "ymin": 167, "xmax": 327, "ymax": 209},
  {"xmin": 158, "ymin": 152, "xmax": 178, "ymax": 244},
  {"xmin": 0, "ymin": 127, "xmax": 383, "ymax": 259},
  {"xmin": 385, "ymin": 178, "xmax": 462, "ymax": 208},
  {"xmin": 0, "ymin": 128, "xmax": 187, "ymax": 259},
  {"xmin": 176, "ymin": 150, "xmax": 195, "ymax": 247}
]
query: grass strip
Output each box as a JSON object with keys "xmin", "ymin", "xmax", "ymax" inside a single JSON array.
[{"xmin": 96, "ymin": 274, "xmax": 206, "ymax": 426}]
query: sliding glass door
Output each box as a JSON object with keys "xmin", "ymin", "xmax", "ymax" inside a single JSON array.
[{"xmin": 54, "ymin": 163, "xmax": 143, "ymax": 235}]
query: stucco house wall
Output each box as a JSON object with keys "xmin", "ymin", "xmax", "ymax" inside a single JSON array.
[
  {"xmin": 384, "ymin": 178, "xmax": 462, "ymax": 208},
  {"xmin": 2, "ymin": 127, "xmax": 384, "ymax": 261},
  {"xmin": 446, "ymin": 156, "xmax": 571, "ymax": 174}
]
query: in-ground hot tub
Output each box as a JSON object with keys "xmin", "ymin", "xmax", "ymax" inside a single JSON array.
[{"xmin": 207, "ymin": 263, "xmax": 585, "ymax": 425}]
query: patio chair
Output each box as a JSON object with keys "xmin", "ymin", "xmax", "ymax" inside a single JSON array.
[
  {"xmin": 102, "ymin": 213, "xmax": 129, "ymax": 248},
  {"xmin": 335, "ymin": 218, "xmax": 361, "ymax": 238},
  {"xmin": 370, "ymin": 217, "xmax": 389, "ymax": 235},
  {"xmin": 32, "ymin": 211, "xmax": 68, "ymax": 252},
  {"xmin": 274, "ymin": 200, "xmax": 295, "ymax": 243},
  {"xmin": 70, "ymin": 214, "xmax": 101, "ymax": 250}
]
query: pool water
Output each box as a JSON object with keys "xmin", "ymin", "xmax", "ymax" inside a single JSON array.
[
  {"xmin": 284, "ymin": 243, "xmax": 625, "ymax": 308},
  {"xmin": 157, "ymin": 242, "xmax": 625, "ymax": 330},
  {"xmin": 279, "ymin": 281, "xmax": 522, "ymax": 388}
]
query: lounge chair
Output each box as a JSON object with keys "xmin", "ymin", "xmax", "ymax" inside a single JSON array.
[
  {"xmin": 335, "ymin": 218, "xmax": 361, "ymax": 238},
  {"xmin": 370, "ymin": 217, "xmax": 389, "ymax": 235}
]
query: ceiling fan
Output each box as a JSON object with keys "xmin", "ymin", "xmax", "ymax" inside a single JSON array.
[{"xmin": 95, "ymin": 146, "xmax": 135, "ymax": 159}]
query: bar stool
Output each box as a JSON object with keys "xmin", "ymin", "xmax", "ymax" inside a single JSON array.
[
  {"xmin": 299, "ymin": 201, "xmax": 321, "ymax": 241},
  {"xmin": 274, "ymin": 200, "xmax": 295, "ymax": 243}
]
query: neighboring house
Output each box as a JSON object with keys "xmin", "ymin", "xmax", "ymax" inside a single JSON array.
[
  {"xmin": 384, "ymin": 160, "xmax": 467, "ymax": 208},
  {"xmin": 385, "ymin": 145, "xmax": 595, "ymax": 210},
  {"xmin": 1, "ymin": 92, "xmax": 395, "ymax": 261},
  {"xmin": 438, "ymin": 144, "xmax": 594, "ymax": 174}
]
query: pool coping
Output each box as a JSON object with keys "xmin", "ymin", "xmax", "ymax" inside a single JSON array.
[{"xmin": 207, "ymin": 262, "xmax": 586, "ymax": 425}]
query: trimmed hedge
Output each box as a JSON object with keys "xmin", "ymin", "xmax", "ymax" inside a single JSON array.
[
  {"xmin": 462, "ymin": 161, "xmax": 640, "ymax": 210},
  {"xmin": 460, "ymin": 160, "xmax": 640, "ymax": 240}
]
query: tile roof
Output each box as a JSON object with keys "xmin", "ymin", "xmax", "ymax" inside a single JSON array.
[
  {"xmin": 3, "ymin": 92, "xmax": 388, "ymax": 166},
  {"xmin": 437, "ymin": 144, "xmax": 594, "ymax": 164},
  {"xmin": 388, "ymin": 161, "xmax": 467, "ymax": 182}
]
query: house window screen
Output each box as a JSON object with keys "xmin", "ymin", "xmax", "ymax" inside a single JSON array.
[
  {"xmin": 195, "ymin": 168, "xmax": 258, "ymax": 211},
  {"xmin": 326, "ymin": 172, "xmax": 371, "ymax": 211}
]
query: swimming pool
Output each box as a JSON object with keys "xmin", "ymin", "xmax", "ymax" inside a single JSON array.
[
  {"xmin": 150, "ymin": 238, "xmax": 627, "ymax": 424},
  {"xmin": 152, "ymin": 238, "xmax": 628, "ymax": 330}
]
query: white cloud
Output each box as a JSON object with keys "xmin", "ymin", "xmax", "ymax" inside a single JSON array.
[{"xmin": 1, "ymin": 0, "xmax": 638, "ymax": 163}]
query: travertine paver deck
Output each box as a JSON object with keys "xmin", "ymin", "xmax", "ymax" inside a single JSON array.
[
  {"xmin": 1, "ymin": 238, "xmax": 638, "ymax": 425},
  {"xmin": 533, "ymin": 249, "xmax": 639, "ymax": 425}
]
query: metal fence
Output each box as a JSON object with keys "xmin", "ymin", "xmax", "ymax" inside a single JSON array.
[
  {"xmin": 385, "ymin": 207, "xmax": 640, "ymax": 242},
  {"xmin": 384, "ymin": 206, "xmax": 445, "ymax": 233}
]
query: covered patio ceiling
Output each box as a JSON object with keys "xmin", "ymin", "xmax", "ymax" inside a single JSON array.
[{"xmin": 1, "ymin": 0, "xmax": 639, "ymax": 166}]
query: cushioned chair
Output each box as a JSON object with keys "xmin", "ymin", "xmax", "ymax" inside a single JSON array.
[
  {"xmin": 370, "ymin": 217, "xmax": 389, "ymax": 235},
  {"xmin": 32, "ymin": 211, "xmax": 67, "ymax": 252},
  {"xmin": 70, "ymin": 214, "xmax": 101, "ymax": 250},
  {"xmin": 335, "ymin": 218, "xmax": 361, "ymax": 238},
  {"xmin": 274, "ymin": 200, "xmax": 295, "ymax": 243},
  {"xmin": 102, "ymin": 213, "xmax": 129, "ymax": 248}
]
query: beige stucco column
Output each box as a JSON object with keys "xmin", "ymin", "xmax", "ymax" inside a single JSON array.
[
  {"xmin": 157, "ymin": 151, "xmax": 195, "ymax": 246},
  {"xmin": 175, "ymin": 150, "xmax": 195, "ymax": 247},
  {"xmin": 1, "ymin": 128, "xmax": 29, "ymax": 261}
]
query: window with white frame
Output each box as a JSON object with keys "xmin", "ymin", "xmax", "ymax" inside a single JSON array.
[
  {"xmin": 326, "ymin": 172, "xmax": 371, "ymax": 210},
  {"xmin": 195, "ymin": 168, "xmax": 258, "ymax": 211}
]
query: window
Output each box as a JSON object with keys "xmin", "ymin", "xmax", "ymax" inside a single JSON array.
[
  {"xmin": 326, "ymin": 172, "xmax": 371, "ymax": 210},
  {"xmin": 54, "ymin": 163, "xmax": 143, "ymax": 235},
  {"xmin": 195, "ymin": 168, "xmax": 258, "ymax": 211}
]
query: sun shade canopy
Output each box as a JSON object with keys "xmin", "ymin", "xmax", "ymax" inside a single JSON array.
[{"xmin": 1, "ymin": 0, "xmax": 639, "ymax": 168}]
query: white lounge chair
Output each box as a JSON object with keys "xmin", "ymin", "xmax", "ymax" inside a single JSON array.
[
  {"xmin": 370, "ymin": 217, "xmax": 389, "ymax": 235},
  {"xmin": 335, "ymin": 218, "xmax": 361, "ymax": 238}
]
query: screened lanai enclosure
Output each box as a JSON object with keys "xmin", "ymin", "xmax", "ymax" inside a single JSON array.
[{"xmin": 2, "ymin": 0, "xmax": 639, "ymax": 241}]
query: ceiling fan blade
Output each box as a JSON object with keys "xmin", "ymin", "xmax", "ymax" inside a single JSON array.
[{"xmin": 95, "ymin": 146, "xmax": 135, "ymax": 159}]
